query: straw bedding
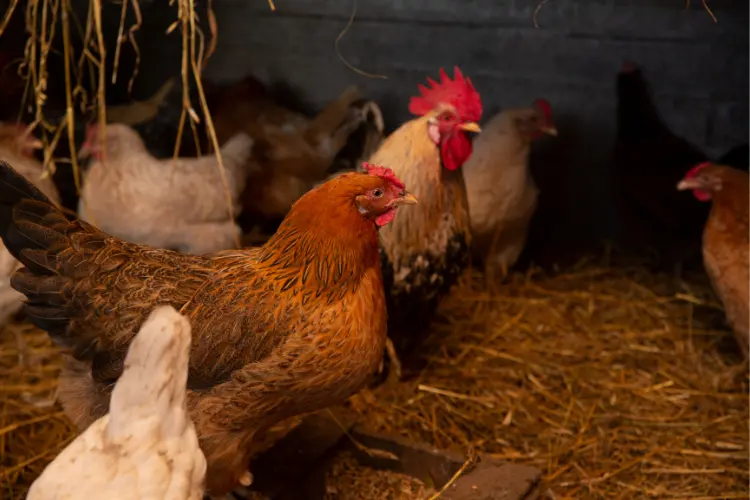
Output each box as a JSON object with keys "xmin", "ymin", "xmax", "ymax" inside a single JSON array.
[{"xmin": 1, "ymin": 257, "xmax": 748, "ymax": 499}]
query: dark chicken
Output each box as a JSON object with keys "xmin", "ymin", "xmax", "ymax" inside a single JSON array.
[
  {"xmin": 613, "ymin": 61, "xmax": 709, "ymax": 274},
  {"xmin": 362, "ymin": 67, "xmax": 482, "ymax": 379},
  {"xmin": 0, "ymin": 160, "xmax": 417, "ymax": 496},
  {"xmin": 677, "ymin": 162, "xmax": 749, "ymax": 357}
]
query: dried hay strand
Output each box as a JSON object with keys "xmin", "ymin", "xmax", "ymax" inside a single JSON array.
[
  {"xmin": 0, "ymin": 0, "xmax": 240, "ymax": 241},
  {"xmin": 1, "ymin": 258, "xmax": 748, "ymax": 499}
]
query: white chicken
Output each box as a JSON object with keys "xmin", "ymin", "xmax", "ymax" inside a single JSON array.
[
  {"xmin": 78, "ymin": 123, "xmax": 255, "ymax": 255},
  {"xmin": 462, "ymin": 99, "xmax": 557, "ymax": 277},
  {"xmin": 27, "ymin": 305, "xmax": 207, "ymax": 500},
  {"xmin": 0, "ymin": 122, "xmax": 60, "ymax": 327}
]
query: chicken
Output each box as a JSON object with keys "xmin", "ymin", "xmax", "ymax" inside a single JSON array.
[
  {"xmin": 462, "ymin": 99, "xmax": 557, "ymax": 277},
  {"xmin": 0, "ymin": 160, "xmax": 416, "ymax": 496},
  {"xmin": 330, "ymin": 99, "xmax": 386, "ymax": 174},
  {"xmin": 716, "ymin": 143, "xmax": 749, "ymax": 171},
  {"xmin": 77, "ymin": 123, "xmax": 255, "ymax": 254},
  {"xmin": 0, "ymin": 123, "xmax": 60, "ymax": 326},
  {"xmin": 613, "ymin": 60, "xmax": 709, "ymax": 274},
  {"xmin": 677, "ymin": 163, "xmax": 749, "ymax": 357},
  {"xmin": 207, "ymin": 76, "xmax": 373, "ymax": 231},
  {"xmin": 27, "ymin": 306, "xmax": 207, "ymax": 500},
  {"xmin": 361, "ymin": 67, "xmax": 482, "ymax": 380}
]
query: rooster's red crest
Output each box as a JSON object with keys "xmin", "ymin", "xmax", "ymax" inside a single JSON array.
[{"xmin": 408, "ymin": 67, "xmax": 482, "ymax": 123}]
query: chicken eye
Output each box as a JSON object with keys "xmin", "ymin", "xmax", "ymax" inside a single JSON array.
[
  {"xmin": 372, "ymin": 188, "xmax": 383, "ymax": 198},
  {"xmin": 439, "ymin": 113, "xmax": 453, "ymax": 122}
]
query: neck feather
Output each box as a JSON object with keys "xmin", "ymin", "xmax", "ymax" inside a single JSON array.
[{"xmin": 258, "ymin": 191, "xmax": 382, "ymax": 294}]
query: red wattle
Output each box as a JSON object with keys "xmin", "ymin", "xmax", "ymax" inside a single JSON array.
[
  {"xmin": 375, "ymin": 208, "xmax": 397, "ymax": 227},
  {"xmin": 440, "ymin": 132, "xmax": 473, "ymax": 171}
]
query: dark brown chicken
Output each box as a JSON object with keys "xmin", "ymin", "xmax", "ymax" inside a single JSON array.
[
  {"xmin": 677, "ymin": 162, "xmax": 749, "ymax": 357},
  {"xmin": 613, "ymin": 61, "xmax": 709, "ymax": 274},
  {"xmin": 0, "ymin": 160, "xmax": 417, "ymax": 496}
]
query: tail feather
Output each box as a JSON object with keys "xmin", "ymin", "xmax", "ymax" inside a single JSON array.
[{"xmin": 0, "ymin": 161, "xmax": 91, "ymax": 347}]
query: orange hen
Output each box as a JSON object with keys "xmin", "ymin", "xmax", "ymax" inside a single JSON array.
[
  {"xmin": 0, "ymin": 160, "xmax": 417, "ymax": 496},
  {"xmin": 677, "ymin": 163, "xmax": 749, "ymax": 357}
]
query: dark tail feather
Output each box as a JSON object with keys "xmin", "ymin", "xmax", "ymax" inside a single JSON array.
[
  {"xmin": 0, "ymin": 160, "xmax": 70, "ymax": 266},
  {"xmin": 0, "ymin": 161, "xmax": 80, "ymax": 343}
]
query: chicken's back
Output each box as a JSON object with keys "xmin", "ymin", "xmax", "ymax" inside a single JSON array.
[
  {"xmin": 462, "ymin": 111, "xmax": 539, "ymax": 268},
  {"xmin": 702, "ymin": 168, "xmax": 749, "ymax": 356},
  {"xmin": 80, "ymin": 132, "xmax": 253, "ymax": 252}
]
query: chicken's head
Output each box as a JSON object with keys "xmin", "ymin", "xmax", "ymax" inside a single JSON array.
[
  {"xmin": 512, "ymin": 99, "xmax": 558, "ymax": 140},
  {"xmin": 0, "ymin": 122, "xmax": 43, "ymax": 157},
  {"xmin": 676, "ymin": 162, "xmax": 722, "ymax": 202},
  {"xmin": 409, "ymin": 67, "xmax": 483, "ymax": 171},
  {"xmin": 79, "ymin": 123, "xmax": 145, "ymax": 161},
  {"xmin": 356, "ymin": 162, "xmax": 418, "ymax": 226}
]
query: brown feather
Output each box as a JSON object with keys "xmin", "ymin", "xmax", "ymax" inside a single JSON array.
[{"xmin": 0, "ymin": 163, "xmax": 393, "ymax": 495}]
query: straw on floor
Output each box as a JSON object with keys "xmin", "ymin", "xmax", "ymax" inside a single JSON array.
[{"xmin": 1, "ymin": 257, "xmax": 747, "ymax": 499}]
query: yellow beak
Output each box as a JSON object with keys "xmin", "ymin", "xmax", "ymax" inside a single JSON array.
[
  {"xmin": 394, "ymin": 192, "xmax": 418, "ymax": 206},
  {"xmin": 460, "ymin": 122, "xmax": 481, "ymax": 133},
  {"xmin": 541, "ymin": 125, "xmax": 558, "ymax": 137}
]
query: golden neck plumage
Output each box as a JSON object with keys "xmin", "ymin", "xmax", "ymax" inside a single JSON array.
[
  {"xmin": 368, "ymin": 117, "xmax": 471, "ymax": 260},
  {"xmin": 255, "ymin": 193, "xmax": 382, "ymax": 297}
]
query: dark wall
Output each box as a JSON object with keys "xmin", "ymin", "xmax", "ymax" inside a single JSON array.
[
  {"xmin": 1, "ymin": 0, "xmax": 746, "ymax": 253},
  {"xmin": 203, "ymin": 0, "xmax": 748, "ymax": 249}
]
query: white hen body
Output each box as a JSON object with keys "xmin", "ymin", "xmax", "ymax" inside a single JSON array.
[
  {"xmin": 462, "ymin": 110, "xmax": 538, "ymax": 272},
  {"xmin": 28, "ymin": 306, "xmax": 207, "ymax": 500},
  {"xmin": 0, "ymin": 148, "xmax": 60, "ymax": 327},
  {"xmin": 79, "ymin": 125, "xmax": 255, "ymax": 255}
]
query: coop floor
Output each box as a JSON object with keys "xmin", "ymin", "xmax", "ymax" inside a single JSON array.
[{"xmin": 1, "ymin": 256, "xmax": 748, "ymax": 499}]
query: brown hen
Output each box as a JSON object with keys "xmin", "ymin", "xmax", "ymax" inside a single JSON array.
[
  {"xmin": 0, "ymin": 160, "xmax": 417, "ymax": 496},
  {"xmin": 677, "ymin": 162, "xmax": 749, "ymax": 357}
]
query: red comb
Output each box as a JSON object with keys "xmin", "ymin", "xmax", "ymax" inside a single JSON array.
[
  {"xmin": 408, "ymin": 66, "xmax": 482, "ymax": 123},
  {"xmin": 621, "ymin": 60, "xmax": 638, "ymax": 74},
  {"xmin": 533, "ymin": 98, "xmax": 553, "ymax": 122},
  {"xmin": 362, "ymin": 162, "xmax": 406, "ymax": 190},
  {"xmin": 685, "ymin": 161, "xmax": 712, "ymax": 178}
]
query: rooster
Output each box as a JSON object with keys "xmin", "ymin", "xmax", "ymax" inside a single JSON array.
[
  {"xmin": 0, "ymin": 160, "xmax": 416, "ymax": 496},
  {"xmin": 361, "ymin": 67, "xmax": 482, "ymax": 379},
  {"xmin": 77, "ymin": 123, "xmax": 255, "ymax": 254},
  {"xmin": 462, "ymin": 99, "xmax": 557, "ymax": 278},
  {"xmin": 677, "ymin": 162, "xmax": 749, "ymax": 357}
]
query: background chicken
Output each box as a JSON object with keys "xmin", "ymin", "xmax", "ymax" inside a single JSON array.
[
  {"xmin": 361, "ymin": 67, "xmax": 482, "ymax": 380},
  {"xmin": 77, "ymin": 123, "xmax": 254, "ymax": 254},
  {"xmin": 207, "ymin": 75, "xmax": 381, "ymax": 233},
  {"xmin": 0, "ymin": 122, "xmax": 60, "ymax": 327},
  {"xmin": 612, "ymin": 60, "xmax": 710, "ymax": 275},
  {"xmin": 0, "ymin": 160, "xmax": 415, "ymax": 496},
  {"xmin": 27, "ymin": 306, "xmax": 207, "ymax": 500},
  {"xmin": 462, "ymin": 99, "xmax": 557, "ymax": 278},
  {"xmin": 677, "ymin": 163, "xmax": 749, "ymax": 357}
]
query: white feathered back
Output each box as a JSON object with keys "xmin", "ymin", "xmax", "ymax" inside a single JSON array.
[{"xmin": 28, "ymin": 306, "xmax": 207, "ymax": 500}]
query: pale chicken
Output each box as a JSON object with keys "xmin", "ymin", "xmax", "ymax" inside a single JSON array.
[
  {"xmin": 78, "ymin": 123, "xmax": 255, "ymax": 254},
  {"xmin": 27, "ymin": 305, "xmax": 207, "ymax": 500},
  {"xmin": 462, "ymin": 99, "xmax": 557, "ymax": 276}
]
